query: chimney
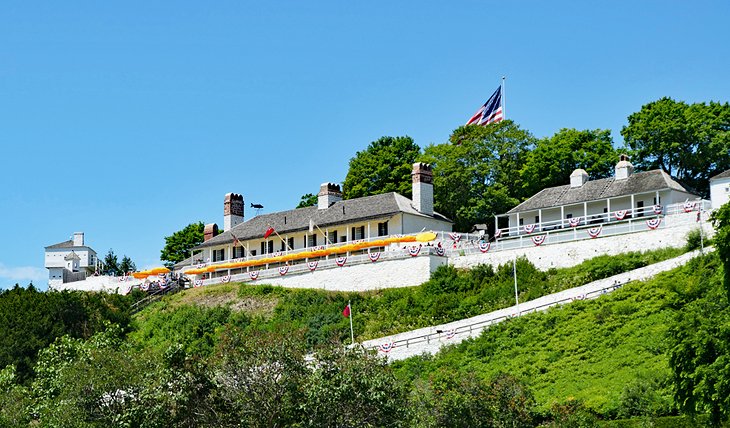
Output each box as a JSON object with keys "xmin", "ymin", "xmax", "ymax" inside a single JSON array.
[
  {"xmin": 615, "ymin": 154, "xmax": 634, "ymax": 180},
  {"xmin": 412, "ymin": 162, "xmax": 434, "ymax": 216},
  {"xmin": 570, "ymin": 169, "xmax": 589, "ymax": 188},
  {"xmin": 223, "ymin": 193, "xmax": 244, "ymax": 231},
  {"xmin": 318, "ymin": 183, "xmax": 342, "ymax": 209},
  {"xmin": 73, "ymin": 232, "xmax": 84, "ymax": 247},
  {"xmin": 204, "ymin": 223, "xmax": 219, "ymax": 242}
]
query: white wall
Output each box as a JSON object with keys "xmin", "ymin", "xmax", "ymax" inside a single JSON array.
[
  {"xmin": 711, "ymin": 177, "xmax": 730, "ymax": 209},
  {"xmin": 401, "ymin": 213, "xmax": 452, "ymax": 234}
]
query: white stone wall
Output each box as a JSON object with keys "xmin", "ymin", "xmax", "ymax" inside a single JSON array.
[
  {"xmin": 401, "ymin": 213, "xmax": 452, "ymax": 235},
  {"xmin": 241, "ymin": 255, "xmax": 448, "ymax": 292},
  {"xmin": 50, "ymin": 275, "xmax": 142, "ymax": 294},
  {"xmin": 453, "ymin": 211, "xmax": 713, "ymax": 271}
]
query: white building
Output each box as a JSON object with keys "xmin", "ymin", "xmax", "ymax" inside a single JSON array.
[
  {"xmin": 45, "ymin": 232, "xmax": 99, "ymax": 288},
  {"xmin": 710, "ymin": 169, "xmax": 730, "ymax": 210},
  {"xmin": 495, "ymin": 155, "xmax": 700, "ymax": 236}
]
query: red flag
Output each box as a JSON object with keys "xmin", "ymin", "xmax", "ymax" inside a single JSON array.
[
  {"xmin": 342, "ymin": 304, "xmax": 350, "ymax": 318},
  {"xmin": 264, "ymin": 226, "xmax": 274, "ymax": 239}
]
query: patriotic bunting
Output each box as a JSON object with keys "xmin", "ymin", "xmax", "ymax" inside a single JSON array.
[
  {"xmin": 193, "ymin": 279, "xmax": 203, "ymax": 288},
  {"xmin": 647, "ymin": 218, "xmax": 662, "ymax": 230},
  {"xmin": 568, "ymin": 217, "xmax": 581, "ymax": 227},
  {"xmin": 531, "ymin": 235, "xmax": 546, "ymax": 246},
  {"xmin": 449, "ymin": 232, "xmax": 461, "ymax": 242},
  {"xmin": 378, "ymin": 342, "xmax": 396, "ymax": 353},
  {"xmin": 368, "ymin": 252, "xmax": 381, "ymax": 262},
  {"xmin": 141, "ymin": 283, "xmax": 150, "ymax": 291},
  {"xmin": 249, "ymin": 271, "xmax": 259, "ymax": 280},
  {"xmin": 220, "ymin": 275, "xmax": 230, "ymax": 283},
  {"xmin": 493, "ymin": 229, "xmax": 503, "ymax": 238},
  {"xmin": 278, "ymin": 265, "xmax": 289, "ymax": 276},
  {"xmin": 587, "ymin": 225, "xmax": 602, "ymax": 239},
  {"xmin": 336, "ymin": 256, "xmax": 347, "ymax": 267},
  {"xmin": 307, "ymin": 261, "xmax": 318, "ymax": 271},
  {"xmin": 478, "ymin": 241, "xmax": 491, "ymax": 253},
  {"xmin": 614, "ymin": 210, "xmax": 628, "ymax": 220},
  {"xmin": 523, "ymin": 224, "xmax": 536, "ymax": 234},
  {"xmin": 408, "ymin": 246, "xmax": 421, "ymax": 257},
  {"xmin": 683, "ymin": 201, "xmax": 697, "ymax": 212},
  {"xmin": 445, "ymin": 329, "xmax": 456, "ymax": 339},
  {"xmin": 653, "ymin": 205, "xmax": 663, "ymax": 215},
  {"xmin": 435, "ymin": 246, "xmax": 445, "ymax": 257}
]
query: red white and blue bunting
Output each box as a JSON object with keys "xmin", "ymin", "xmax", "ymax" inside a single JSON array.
[
  {"xmin": 249, "ymin": 271, "xmax": 259, "ymax": 280},
  {"xmin": 523, "ymin": 224, "xmax": 536, "ymax": 234},
  {"xmin": 449, "ymin": 232, "xmax": 461, "ymax": 242},
  {"xmin": 118, "ymin": 275, "xmax": 129, "ymax": 282},
  {"xmin": 653, "ymin": 205, "xmax": 663, "ymax": 214},
  {"xmin": 141, "ymin": 282, "xmax": 150, "ymax": 291},
  {"xmin": 220, "ymin": 275, "xmax": 231, "ymax": 284},
  {"xmin": 531, "ymin": 235, "xmax": 546, "ymax": 246},
  {"xmin": 378, "ymin": 342, "xmax": 396, "ymax": 353},
  {"xmin": 336, "ymin": 256, "xmax": 347, "ymax": 267},
  {"xmin": 647, "ymin": 218, "xmax": 662, "ymax": 230},
  {"xmin": 435, "ymin": 245, "xmax": 445, "ymax": 257},
  {"xmin": 614, "ymin": 210, "xmax": 628, "ymax": 220},
  {"xmin": 368, "ymin": 252, "xmax": 381, "ymax": 262},
  {"xmin": 587, "ymin": 225, "xmax": 602, "ymax": 239},
  {"xmin": 493, "ymin": 229, "xmax": 503, "ymax": 239},
  {"xmin": 274, "ymin": 251, "xmax": 283, "ymax": 257},
  {"xmin": 193, "ymin": 279, "xmax": 203, "ymax": 288},
  {"xmin": 568, "ymin": 217, "xmax": 581, "ymax": 227},
  {"xmin": 445, "ymin": 329, "xmax": 456, "ymax": 340},
  {"xmin": 573, "ymin": 294, "xmax": 586, "ymax": 301},
  {"xmin": 307, "ymin": 261, "xmax": 318, "ymax": 271},
  {"xmin": 478, "ymin": 242, "xmax": 491, "ymax": 253},
  {"xmin": 278, "ymin": 265, "xmax": 289, "ymax": 276},
  {"xmin": 408, "ymin": 246, "xmax": 421, "ymax": 257},
  {"xmin": 684, "ymin": 201, "xmax": 697, "ymax": 213}
]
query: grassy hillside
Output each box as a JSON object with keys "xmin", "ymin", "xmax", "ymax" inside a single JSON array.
[
  {"xmin": 130, "ymin": 247, "xmax": 684, "ymax": 356},
  {"xmin": 392, "ymin": 252, "xmax": 724, "ymax": 419}
]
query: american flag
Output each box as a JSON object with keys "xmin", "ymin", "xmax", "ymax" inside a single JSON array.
[{"xmin": 466, "ymin": 86, "xmax": 503, "ymax": 126}]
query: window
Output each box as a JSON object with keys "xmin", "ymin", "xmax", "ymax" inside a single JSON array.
[
  {"xmin": 340, "ymin": 236, "xmax": 347, "ymax": 243},
  {"xmin": 351, "ymin": 226, "xmax": 365, "ymax": 240},
  {"xmin": 287, "ymin": 237, "xmax": 295, "ymax": 250},
  {"xmin": 566, "ymin": 213, "xmax": 573, "ymax": 219},
  {"xmin": 268, "ymin": 241, "xmax": 274, "ymax": 254},
  {"xmin": 308, "ymin": 234, "xmax": 318, "ymax": 247},
  {"xmin": 534, "ymin": 215, "xmax": 539, "ymax": 225},
  {"xmin": 251, "ymin": 250, "xmax": 257, "ymax": 256},
  {"xmin": 280, "ymin": 240, "xmax": 286, "ymax": 252},
  {"xmin": 377, "ymin": 222, "xmax": 388, "ymax": 236},
  {"xmin": 603, "ymin": 207, "xmax": 608, "ymax": 213},
  {"xmin": 637, "ymin": 201, "xmax": 644, "ymax": 217},
  {"xmin": 328, "ymin": 231, "xmax": 338, "ymax": 244},
  {"xmin": 519, "ymin": 218, "xmax": 524, "ymax": 226},
  {"xmin": 261, "ymin": 242, "xmax": 266, "ymax": 254}
]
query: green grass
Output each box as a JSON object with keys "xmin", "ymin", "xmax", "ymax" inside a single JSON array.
[{"xmin": 391, "ymin": 252, "xmax": 723, "ymax": 419}]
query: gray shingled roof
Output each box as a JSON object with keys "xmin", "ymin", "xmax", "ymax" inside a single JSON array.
[
  {"xmin": 45, "ymin": 239, "xmax": 75, "ymax": 249},
  {"xmin": 508, "ymin": 170, "xmax": 696, "ymax": 214},
  {"xmin": 196, "ymin": 192, "xmax": 451, "ymax": 249},
  {"xmin": 173, "ymin": 252, "xmax": 205, "ymax": 269},
  {"xmin": 710, "ymin": 169, "xmax": 730, "ymax": 181}
]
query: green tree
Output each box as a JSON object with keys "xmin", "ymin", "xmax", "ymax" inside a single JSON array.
[
  {"xmin": 118, "ymin": 255, "xmax": 136, "ymax": 274},
  {"xmin": 520, "ymin": 128, "xmax": 617, "ymax": 197},
  {"xmin": 420, "ymin": 120, "xmax": 535, "ymax": 231},
  {"xmin": 342, "ymin": 136, "xmax": 421, "ymax": 199},
  {"xmin": 103, "ymin": 249, "xmax": 120, "ymax": 276},
  {"xmin": 160, "ymin": 222, "xmax": 205, "ymax": 268},
  {"xmin": 712, "ymin": 202, "xmax": 730, "ymax": 296},
  {"xmin": 296, "ymin": 192, "xmax": 318, "ymax": 208},
  {"xmin": 621, "ymin": 97, "xmax": 730, "ymax": 195}
]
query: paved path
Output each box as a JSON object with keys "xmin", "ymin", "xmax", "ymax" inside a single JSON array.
[{"xmin": 362, "ymin": 248, "xmax": 712, "ymax": 361}]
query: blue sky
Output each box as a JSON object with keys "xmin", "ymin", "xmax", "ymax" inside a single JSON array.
[{"xmin": 1, "ymin": 1, "xmax": 728, "ymax": 289}]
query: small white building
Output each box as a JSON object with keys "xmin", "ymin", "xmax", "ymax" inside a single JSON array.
[
  {"xmin": 710, "ymin": 169, "xmax": 730, "ymax": 210},
  {"xmin": 496, "ymin": 156, "xmax": 700, "ymax": 235},
  {"xmin": 45, "ymin": 232, "xmax": 99, "ymax": 287}
]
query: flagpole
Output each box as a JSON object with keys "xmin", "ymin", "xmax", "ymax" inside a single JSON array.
[
  {"xmin": 348, "ymin": 300, "xmax": 354, "ymax": 345},
  {"xmin": 502, "ymin": 76, "xmax": 506, "ymax": 120}
]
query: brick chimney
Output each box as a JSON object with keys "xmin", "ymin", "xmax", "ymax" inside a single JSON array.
[
  {"xmin": 318, "ymin": 183, "xmax": 342, "ymax": 209},
  {"xmin": 615, "ymin": 154, "xmax": 634, "ymax": 180},
  {"xmin": 204, "ymin": 223, "xmax": 219, "ymax": 242},
  {"xmin": 223, "ymin": 193, "xmax": 244, "ymax": 231},
  {"xmin": 412, "ymin": 162, "xmax": 434, "ymax": 216},
  {"xmin": 72, "ymin": 232, "xmax": 84, "ymax": 247}
]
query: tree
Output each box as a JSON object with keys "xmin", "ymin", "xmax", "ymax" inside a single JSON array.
[
  {"xmin": 420, "ymin": 121, "xmax": 535, "ymax": 232},
  {"xmin": 160, "ymin": 222, "xmax": 205, "ymax": 268},
  {"xmin": 342, "ymin": 136, "xmax": 421, "ymax": 199},
  {"xmin": 712, "ymin": 202, "xmax": 730, "ymax": 296},
  {"xmin": 296, "ymin": 193, "xmax": 318, "ymax": 208},
  {"xmin": 520, "ymin": 128, "xmax": 618, "ymax": 197},
  {"xmin": 621, "ymin": 97, "xmax": 730, "ymax": 195},
  {"xmin": 118, "ymin": 255, "xmax": 136, "ymax": 274},
  {"xmin": 103, "ymin": 249, "xmax": 120, "ymax": 276}
]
